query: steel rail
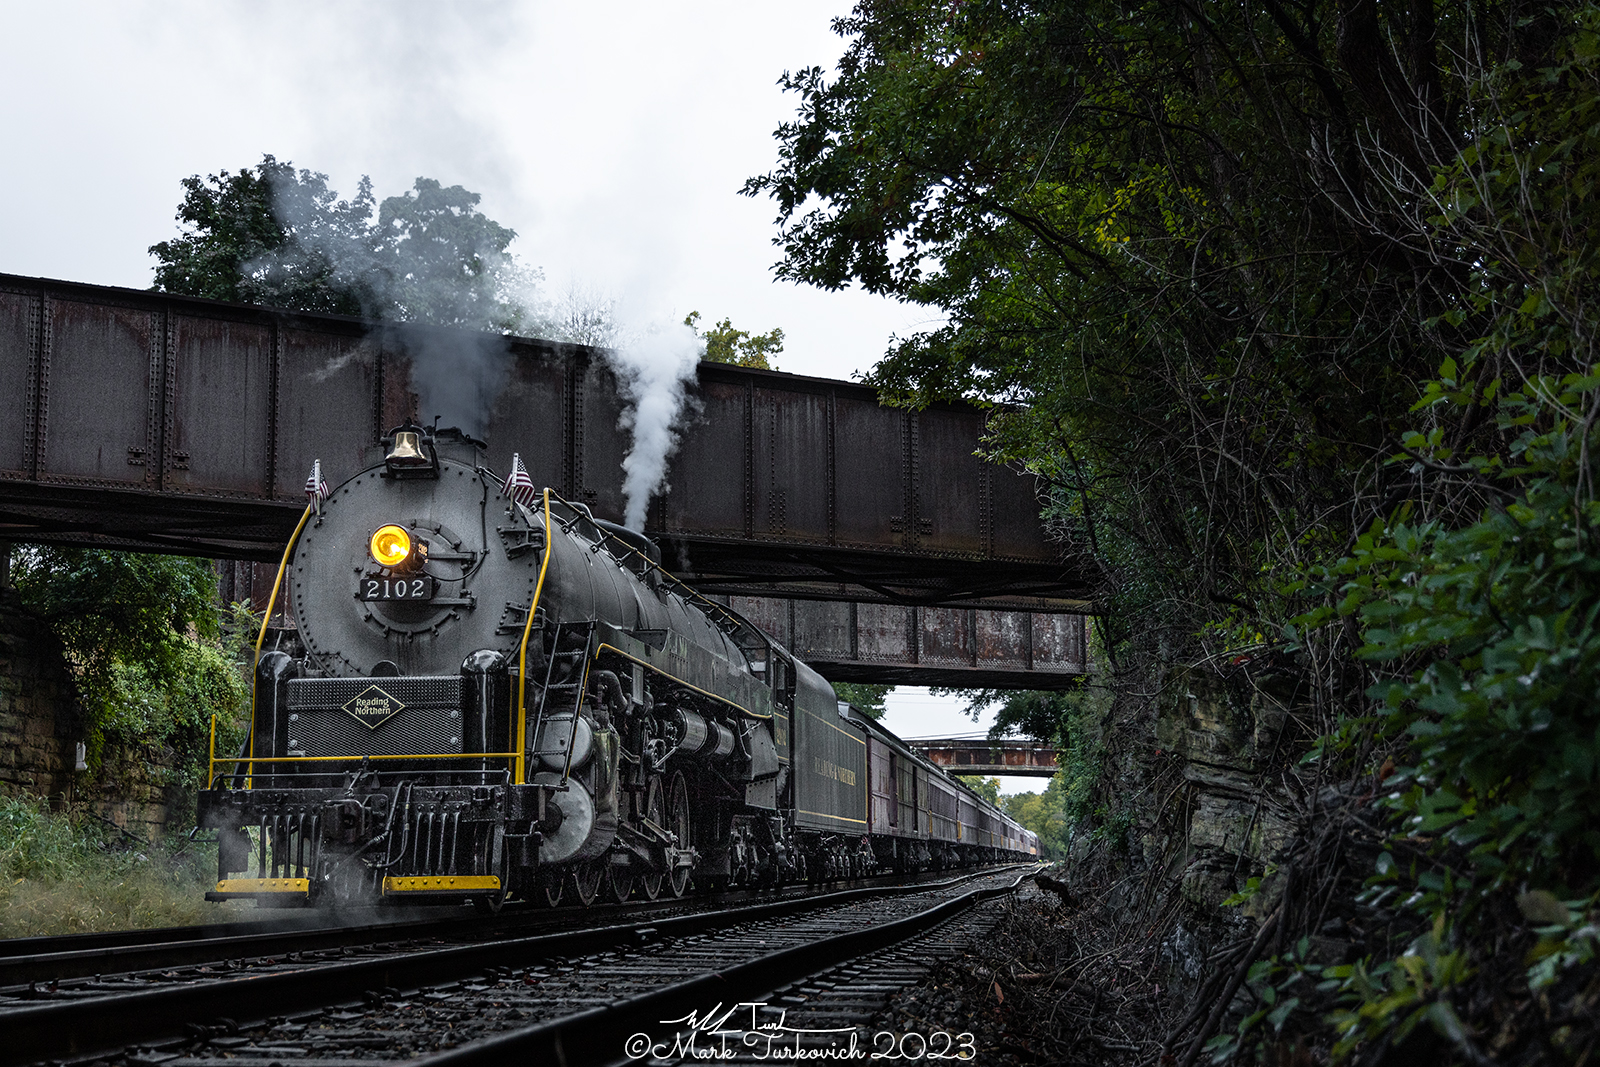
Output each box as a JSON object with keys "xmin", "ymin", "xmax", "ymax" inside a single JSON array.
[
  {"xmin": 0, "ymin": 863, "xmax": 1010, "ymax": 987},
  {"xmin": 0, "ymin": 866, "xmax": 1026, "ymax": 1066},
  {"xmin": 416, "ymin": 867, "xmax": 1034, "ymax": 1067}
]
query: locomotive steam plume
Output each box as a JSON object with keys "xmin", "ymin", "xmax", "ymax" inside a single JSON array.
[
  {"xmin": 249, "ymin": 165, "xmax": 705, "ymax": 503},
  {"xmin": 607, "ymin": 321, "xmax": 702, "ymax": 531}
]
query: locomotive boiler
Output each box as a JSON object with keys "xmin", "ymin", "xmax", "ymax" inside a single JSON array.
[{"xmin": 197, "ymin": 423, "xmax": 1035, "ymax": 908}]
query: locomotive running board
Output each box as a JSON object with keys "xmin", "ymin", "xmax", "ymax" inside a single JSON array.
[
  {"xmin": 382, "ymin": 875, "xmax": 502, "ymax": 895},
  {"xmin": 206, "ymin": 877, "xmax": 310, "ymax": 901}
]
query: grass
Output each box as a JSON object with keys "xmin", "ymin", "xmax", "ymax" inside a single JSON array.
[{"xmin": 0, "ymin": 793, "xmax": 251, "ymax": 938}]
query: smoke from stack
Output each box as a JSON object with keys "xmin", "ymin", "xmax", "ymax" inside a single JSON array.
[
  {"xmin": 251, "ymin": 167, "xmax": 704, "ymax": 521},
  {"xmin": 250, "ymin": 168, "xmax": 530, "ymax": 440}
]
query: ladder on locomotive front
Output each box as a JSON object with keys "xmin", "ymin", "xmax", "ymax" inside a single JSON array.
[{"xmin": 529, "ymin": 619, "xmax": 598, "ymax": 786}]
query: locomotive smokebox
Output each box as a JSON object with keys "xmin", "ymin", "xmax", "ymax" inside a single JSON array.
[{"xmin": 290, "ymin": 424, "xmax": 532, "ymax": 680}]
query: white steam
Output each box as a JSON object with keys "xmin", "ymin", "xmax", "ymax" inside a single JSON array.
[
  {"xmin": 607, "ymin": 321, "xmax": 703, "ymax": 531},
  {"xmin": 247, "ymin": 165, "xmax": 707, "ymax": 518}
]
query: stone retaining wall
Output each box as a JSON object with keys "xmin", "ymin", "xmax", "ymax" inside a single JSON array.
[{"xmin": 0, "ymin": 569, "xmax": 176, "ymax": 840}]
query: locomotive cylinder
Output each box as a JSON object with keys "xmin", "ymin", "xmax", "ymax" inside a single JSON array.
[{"xmin": 670, "ymin": 707, "xmax": 735, "ymax": 760}]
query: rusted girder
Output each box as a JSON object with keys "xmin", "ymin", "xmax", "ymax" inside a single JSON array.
[
  {"xmin": 908, "ymin": 739, "xmax": 1061, "ymax": 777},
  {"xmin": 0, "ymin": 273, "xmax": 1090, "ymax": 611},
  {"xmin": 723, "ymin": 594, "xmax": 1088, "ymax": 689}
]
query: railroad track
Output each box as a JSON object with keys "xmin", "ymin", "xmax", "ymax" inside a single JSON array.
[
  {"xmin": 0, "ymin": 864, "xmax": 992, "ymax": 990},
  {"xmin": 1, "ymin": 865, "xmax": 1037, "ymax": 1065}
]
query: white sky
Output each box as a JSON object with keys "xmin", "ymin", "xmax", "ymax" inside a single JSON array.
[
  {"xmin": 879, "ymin": 688, "xmax": 1045, "ymax": 798},
  {"xmin": 0, "ymin": 1, "xmax": 943, "ymax": 382},
  {"xmin": 0, "ymin": 3, "xmax": 1049, "ymax": 772}
]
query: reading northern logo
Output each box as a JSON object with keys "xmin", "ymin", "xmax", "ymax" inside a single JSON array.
[{"xmin": 343, "ymin": 685, "xmax": 405, "ymax": 729}]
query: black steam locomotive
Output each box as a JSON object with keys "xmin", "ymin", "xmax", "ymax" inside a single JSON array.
[{"xmin": 197, "ymin": 424, "xmax": 1036, "ymax": 908}]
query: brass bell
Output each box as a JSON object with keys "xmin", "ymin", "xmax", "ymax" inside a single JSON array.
[{"xmin": 385, "ymin": 430, "xmax": 431, "ymax": 467}]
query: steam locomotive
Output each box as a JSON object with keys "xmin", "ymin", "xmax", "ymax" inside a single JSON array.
[{"xmin": 197, "ymin": 424, "xmax": 1037, "ymax": 908}]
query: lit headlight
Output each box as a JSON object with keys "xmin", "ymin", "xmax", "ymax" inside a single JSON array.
[{"xmin": 370, "ymin": 525, "xmax": 411, "ymax": 567}]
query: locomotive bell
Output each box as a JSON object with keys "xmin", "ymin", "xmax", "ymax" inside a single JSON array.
[{"xmin": 385, "ymin": 430, "xmax": 431, "ymax": 468}]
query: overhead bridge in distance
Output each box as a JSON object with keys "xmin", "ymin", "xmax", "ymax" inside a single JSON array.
[{"xmin": 906, "ymin": 738, "xmax": 1061, "ymax": 778}]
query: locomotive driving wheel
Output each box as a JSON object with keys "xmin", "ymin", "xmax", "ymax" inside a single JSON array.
[
  {"xmin": 637, "ymin": 775, "xmax": 666, "ymax": 901},
  {"xmin": 604, "ymin": 859, "xmax": 635, "ymax": 903},
  {"xmin": 571, "ymin": 858, "xmax": 605, "ymax": 906},
  {"xmin": 471, "ymin": 829, "xmax": 509, "ymax": 914},
  {"xmin": 666, "ymin": 771, "xmax": 692, "ymax": 898},
  {"xmin": 537, "ymin": 868, "xmax": 564, "ymax": 908}
]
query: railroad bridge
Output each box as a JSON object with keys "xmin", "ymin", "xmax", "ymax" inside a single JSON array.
[
  {"xmin": 0, "ymin": 273, "xmax": 1092, "ymax": 688},
  {"xmin": 906, "ymin": 738, "xmax": 1060, "ymax": 778}
]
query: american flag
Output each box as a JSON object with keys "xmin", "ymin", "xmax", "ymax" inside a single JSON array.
[
  {"xmin": 304, "ymin": 459, "xmax": 329, "ymax": 514},
  {"xmin": 503, "ymin": 453, "xmax": 539, "ymax": 510}
]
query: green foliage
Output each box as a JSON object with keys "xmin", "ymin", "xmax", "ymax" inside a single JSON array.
[
  {"xmin": 941, "ymin": 687, "xmax": 1077, "ymax": 739},
  {"xmin": 744, "ymin": 0, "xmax": 1514, "ymax": 665},
  {"xmin": 942, "ymin": 683, "xmax": 1112, "ymax": 831},
  {"xmin": 957, "ymin": 775, "xmax": 999, "ymax": 804},
  {"xmin": 149, "ymin": 155, "xmax": 375, "ymax": 314},
  {"xmin": 1284, "ymin": 10, "xmax": 1600, "ymax": 1058},
  {"xmin": 11, "ymin": 548, "xmax": 249, "ymax": 779},
  {"xmin": 151, "ymin": 155, "xmax": 531, "ymax": 331},
  {"xmin": 1336, "ymin": 466, "xmax": 1600, "ymax": 890},
  {"xmin": 1321, "ymin": 920, "xmax": 1480, "ymax": 1063},
  {"xmin": 1203, "ymin": 937, "xmax": 1317, "ymax": 1064},
  {"xmin": 753, "ymin": 3, "xmax": 1600, "ymax": 1056},
  {"xmin": 1001, "ymin": 774, "xmax": 1074, "ymax": 860},
  {"xmin": 683, "ymin": 311, "xmax": 784, "ymax": 370},
  {"xmin": 833, "ymin": 682, "xmax": 892, "ymax": 719}
]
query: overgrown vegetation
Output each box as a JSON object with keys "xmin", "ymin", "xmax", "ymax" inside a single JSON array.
[
  {"xmin": 10, "ymin": 547, "xmax": 251, "ymax": 804},
  {"xmin": 683, "ymin": 310, "xmax": 785, "ymax": 370},
  {"xmin": 751, "ymin": 1, "xmax": 1600, "ymax": 1060},
  {"xmin": 0, "ymin": 794, "xmax": 247, "ymax": 937}
]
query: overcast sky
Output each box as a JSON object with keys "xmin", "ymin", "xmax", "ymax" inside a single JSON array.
[
  {"xmin": 0, "ymin": 3, "xmax": 1049, "ymax": 780},
  {"xmin": 0, "ymin": 0, "xmax": 943, "ymax": 382}
]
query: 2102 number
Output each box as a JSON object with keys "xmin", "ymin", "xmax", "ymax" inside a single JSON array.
[{"xmin": 361, "ymin": 576, "xmax": 433, "ymax": 601}]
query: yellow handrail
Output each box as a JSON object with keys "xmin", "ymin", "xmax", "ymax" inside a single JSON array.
[
  {"xmin": 245, "ymin": 503, "xmax": 315, "ymax": 788},
  {"xmin": 514, "ymin": 489, "xmax": 554, "ymax": 785},
  {"xmin": 229, "ymin": 752, "xmax": 521, "ymax": 766},
  {"xmin": 543, "ymin": 488, "xmax": 769, "ymax": 666}
]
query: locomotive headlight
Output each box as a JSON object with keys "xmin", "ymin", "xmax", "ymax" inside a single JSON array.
[{"xmin": 370, "ymin": 524, "xmax": 412, "ymax": 568}]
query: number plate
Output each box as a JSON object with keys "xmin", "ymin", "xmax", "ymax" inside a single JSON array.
[{"xmin": 359, "ymin": 575, "xmax": 436, "ymax": 601}]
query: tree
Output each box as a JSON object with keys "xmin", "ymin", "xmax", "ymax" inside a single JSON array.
[
  {"xmin": 749, "ymin": 2, "xmax": 1600, "ymax": 1056},
  {"xmin": 939, "ymin": 687, "xmax": 1077, "ymax": 740},
  {"xmin": 545, "ymin": 282, "xmax": 621, "ymax": 348},
  {"xmin": 1002, "ymin": 775, "xmax": 1073, "ymax": 860},
  {"xmin": 743, "ymin": 1, "xmax": 1555, "ymax": 670},
  {"xmin": 957, "ymin": 775, "xmax": 999, "ymax": 804},
  {"xmin": 373, "ymin": 177, "xmax": 526, "ymax": 331},
  {"xmin": 683, "ymin": 311, "xmax": 784, "ymax": 369},
  {"xmin": 832, "ymin": 681, "xmax": 891, "ymax": 719},
  {"xmin": 150, "ymin": 155, "xmax": 532, "ymax": 331}
]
